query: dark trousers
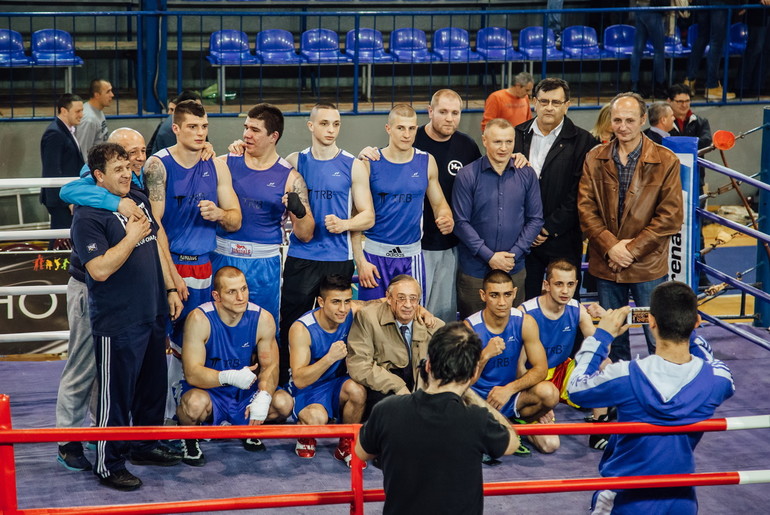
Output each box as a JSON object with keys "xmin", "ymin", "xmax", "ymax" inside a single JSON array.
[
  {"xmin": 93, "ymin": 316, "xmax": 167, "ymax": 478},
  {"xmin": 631, "ymin": 10, "xmax": 666, "ymax": 86},
  {"xmin": 279, "ymin": 256, "xmax": 355, "ymax": 385},
  {"xmin": 46, "ymin": 205, "xmax": 73, "ymax": 249},
  {"xmin": 687, "ymin": 6, "xmax": 729, "ymax": 88}
]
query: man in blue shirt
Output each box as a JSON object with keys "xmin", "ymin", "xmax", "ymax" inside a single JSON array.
[
  {"xmin": 568, "ymin": 281, "xmax": 734, "ymax": 514},
  {"xmin": 453, "ymin": 118, "xmax": 544, "ymax": 318}
]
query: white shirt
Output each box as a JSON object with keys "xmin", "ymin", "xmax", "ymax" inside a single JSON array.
[{"xmin": 529, "ymin": 118, "xmax": 564, "ymax": 178}]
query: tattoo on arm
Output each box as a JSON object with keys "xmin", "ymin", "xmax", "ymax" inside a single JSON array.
[
  {"xmin": 292, "ymin": 174, "xmax": 310, "ymax": 208},
  {"xmin": 145, "ymin": 159, "xmax": 167, "ymax": 202}
]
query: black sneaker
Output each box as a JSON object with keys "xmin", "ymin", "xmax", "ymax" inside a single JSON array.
[
  {"xmin": 242, "ymin": 438, "xmax": 266, "ymax": 452},
  {"xmin": 57, "ymin": 442, "xmax": 92, "ymax": 472},
  {"xmin": 588, "ymin": 410, "xmax": 615, "ymax": 451},
  {"xmin": 481, "ymin": 453, "xmax": 502, "ymax": 466},
  {"xmin": 181, "ymin": 439, "xmax": 206, "ymax": 466},
  {"xmin": 98, "ymin": 468, "xmax": 142, "ymax": 491},
  {"xmin": 128, "ymin": 446, "xmax": 182, "ymax": 467}
]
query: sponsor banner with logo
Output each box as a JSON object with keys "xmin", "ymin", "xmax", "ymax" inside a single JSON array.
[
  {"xmin": 663, "ymin": 136, "xmax": 698, "ymax": 290},
  {"xmin": 0, "ymin": 251, "xmax": 70, "ymax": 355}
]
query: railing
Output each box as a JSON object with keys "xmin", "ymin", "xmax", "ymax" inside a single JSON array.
[
  {"xmin": 0, "ymin": 4, "xmax": 765, "ymax": 118},
  {"xmin": 1, "ymin": 394, "xmax": 768, "ymax": 514},
  {"xmin": 693, "ymin": 107, "xmax": 770, "ymax": 333}
]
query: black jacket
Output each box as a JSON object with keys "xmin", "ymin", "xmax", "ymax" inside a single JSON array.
[
  {"xmin": 514, "ymin": 116, "xmax": 598, "ymax": 255},
  {"xmin": 40, "ymin": 117, "xmax": 85, "ymax": 208}
]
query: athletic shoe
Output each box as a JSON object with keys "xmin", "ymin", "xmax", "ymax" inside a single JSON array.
[
  {"xmin": 128, "ymin": 446, "xmax": 182, "ymax": 467},
  {"xmin": 513, "ymin": 442, "xmax": 531, "ymax": 457},
  {"xmin": 295, "ymin": 438, "xmax": 317, "ymax": 459},
  {"xmin": 242, "ymin": 438, "xmax": 266, "ymax": 452},
  {"xmin": 588, "ymin": 410, "xmax": 615, "ymax": 451},
  {"xmin": 57, "ymin": 442, "xmax": 92, "ymax": 472},
  {"xmin": 481, "ymin": 453, "xmax": 502, "ymax": 466},
  {"xmin": 85, "ymin": 441, "xmax": 97, "ymax": 451},
  {"xmin": 98, "ymin": 468, "xmax": 142, "ymax": 491},
  {"xmin": 334, "ymin": 437, "xmax": 366, "ymax": 469},
  {"xmin": 180, "ymin": 439, "xmax": 206, "ymax": 467}
]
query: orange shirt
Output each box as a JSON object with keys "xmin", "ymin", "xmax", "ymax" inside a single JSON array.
[{"xmin": 481, "ymin": 89, "xmax": 533, "ymax": 132}]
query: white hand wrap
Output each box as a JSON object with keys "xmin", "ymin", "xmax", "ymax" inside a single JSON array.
[
  {"xmin": 218, "ymin": 366, "xmax": 257, "ymax": 390},
  {"xmin": 249, "ymin": 390, "xmax": 272, "ymax": 422}
]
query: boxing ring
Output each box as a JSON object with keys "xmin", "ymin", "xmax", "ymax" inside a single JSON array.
[
  {"xmin": 1, "ymin": 113, "xmax": 770, "ymax": 512},
  {"xmin": 1, "ymin": 391, "xmax": 769, "ymax": 514}
]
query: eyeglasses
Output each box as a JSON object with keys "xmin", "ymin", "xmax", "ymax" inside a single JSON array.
[
  {"xmin": 536, "ymin": 98, "xmax": 566, "ymax": 107},
  {"xmin": 395, "ymin": 294, "xmax": 420, "ymax": 304}
]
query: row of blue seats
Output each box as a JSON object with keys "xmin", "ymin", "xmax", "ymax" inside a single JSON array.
[
  {"xmin": 207, "ymin": 23, "xmax": 749, "ymax": 66},
  {"xmin": 0, "ymin": 29, "xmax": 83, "ymax": 67}
]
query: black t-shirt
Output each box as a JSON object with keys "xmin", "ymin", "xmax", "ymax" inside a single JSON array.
[
  {"xmin": 359, "ymin": 389, "xmax": 510, "ymax": 515},
  {"xmin": 414, "ymin": 126, "xmax": 481, "ymax": 251},
  {"xmin": 71, "ymin": 189, "xmax": 167, "ymax": 334}
]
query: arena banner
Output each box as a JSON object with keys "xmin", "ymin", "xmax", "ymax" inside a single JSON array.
[
  {"xmin": 663, "ymin": 136, "xmax": 698, "ymax": 290},
  {"xmin": 0, "ymin": 250, "xmax": 70, "ymax": 355}
]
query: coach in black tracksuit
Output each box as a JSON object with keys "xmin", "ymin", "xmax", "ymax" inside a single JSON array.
[{"xmin": 513, "ymin": 78, "xmax": 598, "ymax": 301}]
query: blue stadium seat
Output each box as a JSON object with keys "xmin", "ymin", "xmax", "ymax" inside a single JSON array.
[
  {"xmin": 561, "ymin": 25, "xmax": 612, "ymax": 59},
  {"xmin": 206, "ymin": 29, "xmax": 259, "ymax": 65},
  {"xmin": 344, "ymin": 28, "xmax": 393, "ymax": 63},
  {"xmin": 300, "ymin": 28, "xmax": 351, "ymax": 63},
  {"xmin": 432, "ymin": 27, "xmax": 481, "ymax": 62},
  {"xmin": 602, "ymin": 24, "xmax": 635, "ymax": 58},
  {"xmin": 518, "ymin": 26, "xmax": 564, "ymax": 60},
  {"xmin": 255, "ymin": 29, "xmax": 305, "ymax": 63},
  {"xmin": 389, "ymin": 28, "xmax": 437, "ymax": 62},
  {"xmin": 30, "ymin": 29, "xmax": 83, "ymax": 66},
  {"xmin": 0, "ymin": 29, "xmax": 32, "ymax": 66},
  {"xmin": 475, "ymin": 27, "xmax": 523, "ymax": 61},
  {"xmin": 729, "ymin": 22, "xmax": 748, "ymax": 55}
]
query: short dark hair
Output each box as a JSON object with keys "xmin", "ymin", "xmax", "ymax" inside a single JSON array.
[
  {"xmin": 649, "ymin": 281, "xmax": 699, "ymax": 342},
  {"xmin": 173, "ymin": 100, "xmax": 206, "ymax": 127},
  {"xmin": 668, "ymin": 83, "xmax": 692, "ymax": 100},
  {"xmin": 482, "ymin": 269, "xmax": 513, "ymax": 290},
  {"xmin": 247, "ymin": 103, "xmax": 284, "ymax": 142},
  {"xmin": 56, "ymin": 93, "xmax": 82, "ymax": 113},
  {"xmin": 213, "ymin": 266, "xmax": 245, "ymax": 292},
  {"xmin": 545, "ymin": 259, "xmax": 577, "ymax": 281},
  {"xmin": 88, "ymin": 78, "xmax": 107, "ymax": 98},
  {"xmin": 534, "ymin": 77, "xmax": 570, "ymax": 102},
  {"xmin": 176, "ymin": 89, "xmax": 202, "ymax": 104},
  {"xmin": 88, "ymin": 142, "xmax": 129, "ymax": 180},
  {"xmin": 319, "ymin": 274, "xmax": 352, "ymax": 298},
  {"xmin": 426, "ymin": 322, "xmax": 482, "ymax": 386}
]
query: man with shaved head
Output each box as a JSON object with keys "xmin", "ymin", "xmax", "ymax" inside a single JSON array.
[
  {"xmin": 76, "ymin": 78, "xmax": 114, "ymax": 161},
  {"xmin": 353, "ymin": 104, "xmax": 454, "ymax": 304},
  {"xmin": 259, "ymin": 102, "xmax": 377, "ymax": 384}
]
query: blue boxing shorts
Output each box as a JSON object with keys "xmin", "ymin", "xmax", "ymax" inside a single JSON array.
[{"xmin": 287, "ymin": 375, "xmax": 349, "ymax": 422}]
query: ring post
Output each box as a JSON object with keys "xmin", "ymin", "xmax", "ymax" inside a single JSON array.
[
  {"xmin": 663, "ymin": 136, "xmax": 698, "ymax": 289},
  {"xmin": 757, "ymin": 107, "xmax": 770, "ymax": 327},
  {"xmin": 0, "ymin": 395, "xmax": 19, "ymax": 514}
]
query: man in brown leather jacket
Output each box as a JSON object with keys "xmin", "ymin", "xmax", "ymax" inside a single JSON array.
[{"xmin": 578, "ymin": 92, "xmax": 683, "ymax": 362}]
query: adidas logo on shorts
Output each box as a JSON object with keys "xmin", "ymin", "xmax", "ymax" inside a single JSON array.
[{"xmin": 385, "ymin": 247, "xmax": 405, "ymax": 258}]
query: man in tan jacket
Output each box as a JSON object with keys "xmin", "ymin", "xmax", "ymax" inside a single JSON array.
[
  {"xmin": 578, "ymin": 92, "xmax": 683, "ymax": 363},
  {"xmin": 347, "ymin": 275, "xmax": 445, "ymax": 416}
]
